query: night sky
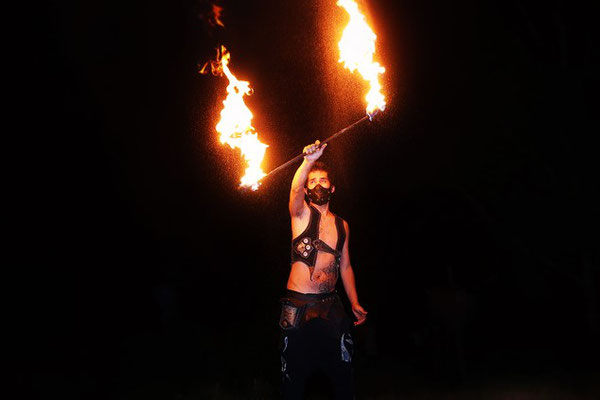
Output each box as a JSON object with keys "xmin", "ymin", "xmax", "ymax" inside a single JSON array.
[{"xmin": 19, "ymin": 0, "xmax": 599, "ymax": 398}]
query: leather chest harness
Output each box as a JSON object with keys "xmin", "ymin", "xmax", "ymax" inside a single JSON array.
[{"xmin": 291, "ymin": 205, "xmax": 346, "ymax": 279}]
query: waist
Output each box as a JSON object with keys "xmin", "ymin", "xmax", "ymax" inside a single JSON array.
[{"xmin": 285, "ymin": 289, "xmax": 337, "ymax": 302}]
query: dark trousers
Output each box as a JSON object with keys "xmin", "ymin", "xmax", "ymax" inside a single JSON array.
[{"xmin": 279, "ymin": 291, "xmax": 354, "ymax": 399}]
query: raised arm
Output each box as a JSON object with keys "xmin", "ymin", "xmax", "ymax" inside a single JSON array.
[{"xmin": 289, "ymin": 140, "xmax": 327, "ymax": 217}]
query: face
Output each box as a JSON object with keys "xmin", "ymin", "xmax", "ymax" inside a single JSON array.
[{"xmin": 306, "ymin": 170, "xmax": 332, "ymax": 190}]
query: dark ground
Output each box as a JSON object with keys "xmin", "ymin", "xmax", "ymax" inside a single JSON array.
[{"xmin": 12, "ymin": 0, "xmax": 599, "ymax": 398}]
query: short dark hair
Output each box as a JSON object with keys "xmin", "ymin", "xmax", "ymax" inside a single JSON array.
[{"xmin": 305, "ymin": 161, "xmax": 335, "ymax": 187}]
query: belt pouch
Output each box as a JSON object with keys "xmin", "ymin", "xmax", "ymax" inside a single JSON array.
[{"xmin": 279, "ymin": 298, "xmax": 304, "ymax": 330}]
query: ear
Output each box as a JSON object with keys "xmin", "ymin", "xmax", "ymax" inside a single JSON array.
[{"xmin": 331, "ymin": 185, "xmax": 335, "ymax": 194}]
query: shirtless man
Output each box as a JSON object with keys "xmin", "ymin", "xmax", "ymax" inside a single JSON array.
[{"xmin": 279, "ymin": 140, "xmax": 367, "ymax": 400}]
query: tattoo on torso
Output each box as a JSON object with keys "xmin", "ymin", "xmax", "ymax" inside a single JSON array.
[{"xmin": 312, "ymin": 260, "xmax": 338, "ymax": 292}]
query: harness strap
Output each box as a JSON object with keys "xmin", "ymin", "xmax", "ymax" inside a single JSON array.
[{"xmin": 313, "ymin": 239, "xmax": 341, "ymax": 258}]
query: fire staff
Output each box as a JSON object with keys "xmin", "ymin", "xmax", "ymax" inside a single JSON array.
[{"xmin": 279, "ymin": 140, "xmax": 367, "ymax": 400}]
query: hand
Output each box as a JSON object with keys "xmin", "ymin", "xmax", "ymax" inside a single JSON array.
[
  {"xmin": 352, "ymin": 303, "xmax": 368, "ymax": 326},
  {"xmin": 303, "ymin": 140, "xmax": 327, "ymax": 161}
]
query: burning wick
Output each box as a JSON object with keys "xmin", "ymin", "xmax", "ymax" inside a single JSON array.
[
  {"xmin": 202, "ymin": 46, "xmax": 269, "ymax": 191},
  {"xmin": 337, "ymin": 0, "xmax": 386, "ymax": 116}
]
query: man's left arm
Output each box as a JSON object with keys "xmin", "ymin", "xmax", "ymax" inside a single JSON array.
[{"xmin": 339, "ymin": 221, "xmax": 368, "ymax": 326}]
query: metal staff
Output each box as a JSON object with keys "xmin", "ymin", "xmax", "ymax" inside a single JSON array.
[{"xmin": 259, "ymin": 113, "xmax": 375, "ymax": 184}]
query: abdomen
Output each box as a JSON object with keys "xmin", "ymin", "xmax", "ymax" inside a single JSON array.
[{"xmin": 287, "ymin": 254, "xmax": 338, "ymax": 294}]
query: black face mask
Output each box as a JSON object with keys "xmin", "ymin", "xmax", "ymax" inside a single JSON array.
[{"xmin": 307, "ymin": 184, "xmax": 332, "ymax": 205}]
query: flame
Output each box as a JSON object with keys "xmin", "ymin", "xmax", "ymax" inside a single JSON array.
[
  {"xmin": 215, "ymin": 48, "xmax": 268, "ymax": 190},
  {"xmin": 212, "ymin": 5, "xmax": 225, "ymax": 28},
  {"xmin": 337, "ymin": 0, "xmax": 386, "ymax": 116}
]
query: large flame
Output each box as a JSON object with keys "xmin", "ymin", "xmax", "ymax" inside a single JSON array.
[
  {"xmin": 337, "ymin": 0, "xmax": 386, "ymax": 116},
  {"xmin": 215, "ymin": 48, "xmax": 268, "ymax": 190}
]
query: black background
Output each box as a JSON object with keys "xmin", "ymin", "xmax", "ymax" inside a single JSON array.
[{"xmin": 17, "ymin": 0, "xmax": 599, "ymax": 398}]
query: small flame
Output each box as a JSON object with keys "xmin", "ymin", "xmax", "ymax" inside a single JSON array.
[
  {"xmin": 211, "ymin": 5, "xmax": 225, "ymax": 28},
  {"xmin": 337, "ymin": 0, "xmax": 386, "ymax": 116},
  {"xmin": 215, "ymin": 47, "xmax": 268, "ymax": 190}
]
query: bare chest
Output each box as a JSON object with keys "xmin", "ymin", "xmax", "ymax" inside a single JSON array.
[
  {"xmin": 317, "ymin": 216, "xmax": 338, "ymax": 249},
  {"xmin": 292, "ymin": 213, "xmax": 338, "ymax": 249}
]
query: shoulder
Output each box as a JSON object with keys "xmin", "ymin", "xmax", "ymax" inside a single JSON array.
[{"xmin": 335, "ymin": 215, "xmax": 349, "ymax": 235}]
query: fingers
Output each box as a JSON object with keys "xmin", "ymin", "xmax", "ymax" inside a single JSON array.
[
  {"xmin": 304, "ymin": 140, "xmax": 327, "ymax": 159},
  {"xmin": 307, "ymin": 141, "xmax": 319, "ymax": 154},
  {"xmin": 353, "ymin": 306, "xmax": 368, "ymax": 326}
]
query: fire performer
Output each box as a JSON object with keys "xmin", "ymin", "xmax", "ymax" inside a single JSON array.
[{"xmin": 279, "ymin": 140, "xmax": 367, "ymax": 399}]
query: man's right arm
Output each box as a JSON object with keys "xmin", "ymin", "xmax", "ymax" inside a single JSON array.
[{"xmin": 289, "ymin": 140, "xmax": 326, "ymax": 217}]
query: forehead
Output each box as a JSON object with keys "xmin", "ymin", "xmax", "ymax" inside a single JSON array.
[{"xmin": 307, "ymin": 170, "xmax": 329, "ymax": 180}]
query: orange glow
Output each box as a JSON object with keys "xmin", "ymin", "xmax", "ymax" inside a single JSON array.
[
  {"xmin": 212, "ymin": 5, "xmax": 225, "ymax": 27},
  {"xmin": 337, "ymin": 0, "xmax": 386, "ymax": 115},
  {"xmin": 216, "ymin": 48, "xmax": 268, "ymax": 190}
]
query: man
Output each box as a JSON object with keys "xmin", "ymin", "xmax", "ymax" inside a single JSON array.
[{"xmin": 279, "ymin": 140, "xmax": 367, "ymax": 400}]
